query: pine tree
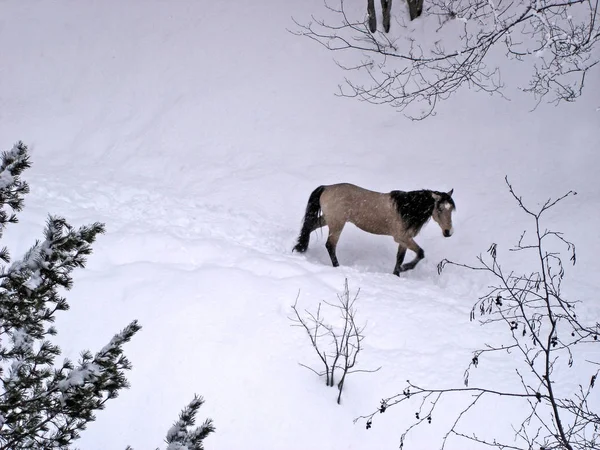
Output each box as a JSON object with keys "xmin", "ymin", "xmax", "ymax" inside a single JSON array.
[
  {"xmin": 0, "ymin": 142, "xmax": 214, "ymax": 449},
  {"xmin": 164, "ymin": 395, "xmax": 215, "ymax": 450},
  {"xmin": 126, "ymin": 395, "xmax": 215, "ymax": 450}
]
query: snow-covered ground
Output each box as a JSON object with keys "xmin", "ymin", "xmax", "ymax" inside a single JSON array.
[{"xmin": 1, "ymin": 1, "xmax": 599, "ymax": 448}]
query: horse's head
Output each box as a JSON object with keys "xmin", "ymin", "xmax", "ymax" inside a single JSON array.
[{"xmin": 431, "ymin": 189, "xmax": 455, "ymax": 238}]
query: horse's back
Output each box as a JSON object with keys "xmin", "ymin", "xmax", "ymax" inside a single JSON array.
[
  {"xmin": 320, "ymin": 183, "xmax": 400, "ymax": 235},
  {"xmin": 321, "ymin": 183, "xmax": 385, "ymax": 209},
  {"xmin": 323, "ymin": 182, "xmax": 382, "ymax": 198}
]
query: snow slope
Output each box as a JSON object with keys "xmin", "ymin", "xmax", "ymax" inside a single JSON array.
[{"xmin": 1, "ymin": 1, "xmax": 599, "ymax": 448}]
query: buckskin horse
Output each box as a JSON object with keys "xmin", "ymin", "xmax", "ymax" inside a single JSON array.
[{"xmin": 293, "ymin": 183, "xmax": 455, "ymax": 275}]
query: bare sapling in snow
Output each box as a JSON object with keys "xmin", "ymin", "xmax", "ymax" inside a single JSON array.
[
  {"xmin": 291, "ymin": 279, "xmax": 380, "ymax": 404},
  {"xmin": 0, "ymin": 142, "xmax": 214, "ymax": 450},
  {"xmin": 357, "ymin": 177, "xmax": 599, "ymax": 449},
  {"xmin": 292, "ymin": 0, "xmax": 600, "ymax": 119}
]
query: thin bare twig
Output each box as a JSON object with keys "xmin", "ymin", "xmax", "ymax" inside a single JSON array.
[
  {"xmin": 358, "ymin": 178, "xmax": 599, "ymax": 449},
  {"xmin": 291, "ymin": 279, "xmax": 378, "ymax": 404},
  {"xmin": 292, "ymin": 0, "xmax": 600, "ymax": 119}
]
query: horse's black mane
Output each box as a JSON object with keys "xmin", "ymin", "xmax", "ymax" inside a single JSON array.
[{"xmin": 390, "ymin": 190, "xmax": 455, "ymax": 233}]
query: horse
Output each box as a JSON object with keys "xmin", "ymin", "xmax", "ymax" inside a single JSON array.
[{"xmin": 293, "ymin": 183, "xmax": 455, "ymax": 276}]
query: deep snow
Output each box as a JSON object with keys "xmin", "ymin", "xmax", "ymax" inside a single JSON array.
[{"xmin": 1, "ymin": 1, "xmax": 599, "ymax": 449}]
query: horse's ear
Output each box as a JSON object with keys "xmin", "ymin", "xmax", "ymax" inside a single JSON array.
[{"xmin": 448, "ymin": 188, "xmax": 454, "ymax": 197}]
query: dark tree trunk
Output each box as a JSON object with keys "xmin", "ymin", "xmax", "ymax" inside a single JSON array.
[
  {"xmin": 367, "ymin": 0, "xmax": 377, "ymax": 32},
  {"xmin": 406, "ymin": 0, "xmax": 423, "ymax": 20},
  {"xmin": 381, "ymin": 0, "xmax": 392, "ymax": 32}
]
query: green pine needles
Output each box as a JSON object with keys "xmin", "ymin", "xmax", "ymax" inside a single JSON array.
[{"xmin": 0, "ymin": 142, "xmax": 214, "ymax": 450}]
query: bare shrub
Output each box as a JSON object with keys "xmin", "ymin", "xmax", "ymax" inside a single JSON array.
[
  {"xmin": 357, "ymin": 177, "xmax": 600, "ymax": 449},
  {"xmin": 291, "ymin": 279, "xmax": 380, "ymax": 404}
]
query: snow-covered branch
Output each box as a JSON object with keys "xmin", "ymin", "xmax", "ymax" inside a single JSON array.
[{"xmin": 292, "ymin": 0, "xmax": 600, "ymax": 118}]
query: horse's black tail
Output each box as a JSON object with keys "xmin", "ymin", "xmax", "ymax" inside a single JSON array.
[{"xmin": 293, "ymin": 185, "xmax": 325, "ymax": 253}]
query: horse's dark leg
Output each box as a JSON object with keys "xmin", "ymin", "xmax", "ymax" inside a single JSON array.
[
  {"xmin": 325, "ymin": 223, "xmax": 344, "ymax": 267},
  {"xmin": 393, "ymin": 245, "xmax": 406, "ymax": 276},
  {"xmin": 326, "ymin": 240, "xmax": 339, "ymax": 267},
  {"xmin": 381, "ymin": 0, "xmax": 392, "ymax": 32},
  {"xmin": 398, "ymin": 238, "xmax": 424, "ymax": 272},
  {"xmin": 367, "ymin": 0, "xmax": 377, "ymax": 33}
]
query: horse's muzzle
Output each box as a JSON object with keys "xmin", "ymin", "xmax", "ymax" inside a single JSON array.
[{"xmin": 443, "ymin": 229, "xmax": 453, "ymax": 237}]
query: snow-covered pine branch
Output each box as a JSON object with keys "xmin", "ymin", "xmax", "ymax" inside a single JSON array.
[
  {"xmin": 124, "ymin": 395, "xmax": 215, "ymax": 450},
  {"xmin": 0, "ymin": 141, "xmax": 30, "ymax": 238},
  {"xmin": 0, "ymin": 141, "xmax": 215, "ymax": 449},
  {"xmin": 0, "ymin": 142, "xmax": 142, "ymax": 449},
  {"xmin": 1, "ymin": 215, "xmax": 106, "ymax": 343},
  {"xmin": 165, "ymin": 395, "xmax": 215, "ymax": 450}
]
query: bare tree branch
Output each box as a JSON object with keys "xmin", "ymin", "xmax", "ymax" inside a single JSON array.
[
  {"xmin": 292, "ymin": 0, "xmax": 600, "ymax": 119},
  {"xmin": 357, "ymin": 178, "xmax": 599, "ymax": 449}
]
